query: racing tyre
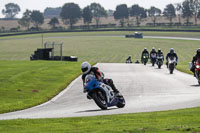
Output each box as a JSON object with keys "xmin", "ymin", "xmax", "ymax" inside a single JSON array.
[
  {"xmin": 92, "ymin": 90, "xmax": 107, "ymax": 110},
  {"xmin": 169, "ymin": 64, "xmax": 174, "ymax": 74},
  {"xmin": 170, "ymin": 70, "xmax": 173, "ymax": 74}
]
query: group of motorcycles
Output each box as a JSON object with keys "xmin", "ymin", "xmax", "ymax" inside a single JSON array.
[
  {"xmin": 83, "ymin": 53, "xmax": 178, "ymax": 110},
  {"xmin": 126, "ymin": 53, "xmax": 177, "ymax": 74},
  {"xmin": 143, "ymin": 53, "xmax": 177, "ymax": 74}
]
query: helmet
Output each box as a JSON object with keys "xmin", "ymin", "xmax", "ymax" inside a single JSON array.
[
  {"xmin": 197, "ymin": 48, "xmax": 200, "ymax": 56},
  {"xmin": 152, "ymin": 47, "xmax": 155, "ymax": 51},
  {"xmin": 81, "ymin": 61, "xmax": 91, "ymax": 74},
  {"xmin": 158, "ymin": 48, "xmax": 161, "ymax": 53},
  {"xmin": 170, "ymin": 48, "xmax": 174, "ymax": 53},
  {"xmin": 144, "ymin": 48, "xmax": 147, "ymax": 51}
]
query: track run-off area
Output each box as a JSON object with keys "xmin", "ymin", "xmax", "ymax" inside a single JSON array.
[{"xmin": 1, "ymin": 63, "xmax": 200, "ymax": 120}]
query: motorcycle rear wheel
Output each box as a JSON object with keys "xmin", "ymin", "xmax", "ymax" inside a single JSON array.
[{"xmin": 92, "ymin": 90, "xmax": 107, "ymax": 110}]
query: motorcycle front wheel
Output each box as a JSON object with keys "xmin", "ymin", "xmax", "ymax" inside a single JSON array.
[
  {"xmin": 170, "ymin": 70, "xmax": 173, "ymax": 74},
  {"xmin": 169, "ymin": 64, "xmax": 174, "ymax": 74},
  {"xmin": 116, "ymin": 96, "xmax": 126, "ymax": 108},
  {"xmin": 92, "ymin": 90, "xmax": 107, "ymax": 110}
]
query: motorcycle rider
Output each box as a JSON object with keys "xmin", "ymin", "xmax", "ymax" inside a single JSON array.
[
  {"xmin": 141, "ymin": 48, "xmax": 149, "ymax": 63},
  {"xmin": 166, "ymin": 48, "xmax": 178, "ymax": 68},
  {"xmin": 190, "ymin": 48, "xmax": 200, "ymax": 76},
  {"xmin": 150, "ymin": 47, "xmax": 157, "ymax": 63},
  {"xmin": 135, "ymin": 59, "xmax": 140, "ymax": 64},
  {"xmin": 81, "ymin": 61, "xmax": 121, "ymax": 97},
  {"xmin": 126, "ymin": 55, "xmax": 132, "ymax": 63},
  {"xmin": 157, "ymin": 48, "xmax": 164, "ymax": 60}
]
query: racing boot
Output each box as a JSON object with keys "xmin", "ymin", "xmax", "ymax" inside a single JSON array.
[{"xmin": 110, "ymin": 84, "xmax": 122, "ymax": 97}]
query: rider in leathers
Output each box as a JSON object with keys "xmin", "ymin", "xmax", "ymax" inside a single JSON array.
[
  {"xmin": 126, "ymin": 55, "xmax": 132, "ymax": 63},
  {"xmin": 81, "ymin": 62, "xmax": 121, "ymax": 97},
  {"xmin": 150, "ymin": 47, "xmax": 157, "ymax": 63},
  {"xmin": 191, "ymin": 48, "xmax": 200, "ymax": 76},
  {"xmin": 166, "ymin": 48, "xmax": 178, "ymax": 68},
  {"xmin": 156, "ymin": 48, "xmax": 164, "ymax": 60},
  {"xmin": 141, "ymin": 48, "xmax": 149, "ymax": 63}
]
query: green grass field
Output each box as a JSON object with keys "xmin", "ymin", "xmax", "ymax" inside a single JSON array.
[
  {"xmin": 0, "ymin": 61, "xmax": 81, "ymax": 113},
  {"xmin": 0, "ymin": 31, "xmax": 200, "ymax": 62},
  {"xmin": 0, "ymin": 31, "xmax": 200, "ymax": 133}
]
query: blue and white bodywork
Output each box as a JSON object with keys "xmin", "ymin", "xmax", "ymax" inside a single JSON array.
[{"xmin": 84, "ymin": 74, "xmax": 125, "ymax": 109}]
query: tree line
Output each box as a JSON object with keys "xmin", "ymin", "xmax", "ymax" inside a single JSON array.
[{"xmin": 1, "ymin": 0, "xmax": 200, "ymax": 30}]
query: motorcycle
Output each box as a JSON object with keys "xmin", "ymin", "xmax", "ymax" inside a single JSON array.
[
  {"xmin": 157, "ymin": 55, "xmax": 164, "ymax": 69},
  {"xmin": 84, "ymin": 74, "xmax": 125, "ymax": 110},
  {"xmin": 168, "ymin": 57, "xmax": 176, "ymax": 74},
  {"xmin": 142, "ymin": 53, "xmax": 149, "ymax": 65},
  {"xmin": 194, "ymin": 59, "xmax": 200, "ymax": 85},
  {"xmin": 126, "ymin": 59, "xmax": 132, "ymax": 63},
  {"xmin": 150, "ymin": 53, "xmax": 157, "ymax": 66}
]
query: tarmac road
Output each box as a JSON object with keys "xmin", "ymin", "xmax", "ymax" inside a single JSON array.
[{"xmin": 1, "ymin": 63, "xmax": 200, "ymax": 120}]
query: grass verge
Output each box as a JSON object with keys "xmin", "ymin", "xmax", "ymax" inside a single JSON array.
[
  {"xmin": 1, "ymin": 107, "xmax": 200, "ymax": 133},
  {"xmin": 0, "ymin": 61, "xmax": 81, "ymax": 114}
]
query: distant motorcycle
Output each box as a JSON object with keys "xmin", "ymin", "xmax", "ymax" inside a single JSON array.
[
  {"xmin": 168, "ymin": 57, "xmax": 176, "ymax": 74},
  {"xmin": 157, "ymin": 55, "xmax": 164, "ymax": 69},
  {"xmin": 194, "ymin": 59, "xmax": 200, "ymax": 85},
  {"xmin": 142, "ymin": 53, "xmax": 149, "ymax": 65},
  {"xmin": 150, "ymin": 53, "xmax": 157, "ymax": 66},
  {"xmin": 126, "ymin": 59, "xmax": 132, "ymax": 64},
  {"xmin": 84, "ymin": 74, "xmax": 125, "ymax": 110}
]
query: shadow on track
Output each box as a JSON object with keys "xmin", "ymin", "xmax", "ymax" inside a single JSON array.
[
  {"xmin": 75, "ymin": 108, "xmax": 119, "ymax": 113},
  {"xmin": 190, "ymin": 84, "xmax": 200, "ymax": 87}
]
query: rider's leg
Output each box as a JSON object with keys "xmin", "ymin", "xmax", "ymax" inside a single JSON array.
[{"xmin": 103, "ymin": 79, "xmax": 119, "ymax": 93}]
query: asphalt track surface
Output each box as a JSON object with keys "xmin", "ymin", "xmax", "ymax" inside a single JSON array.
[{"xmin": 1, "ymin": 63, "xmax": 200, "ymax": 120}]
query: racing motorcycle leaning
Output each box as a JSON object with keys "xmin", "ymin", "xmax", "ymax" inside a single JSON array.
[
  {"xmin": 168, "ymin": 57, "xmax": 176, "ymax": 74},
  {"xmin": 83, "ymin": 74, "xmax": 125, "ymax": 110},
  {"xmin": 192, "ymin": 59, "xmax": 200, "ymax": 85}
]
